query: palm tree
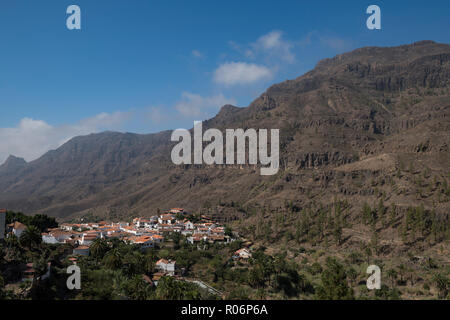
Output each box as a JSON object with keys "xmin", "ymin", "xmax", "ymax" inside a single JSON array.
[
  {"xmin": 5, "ymin": 234, "xmax": 19, "ymax": 250},
  {"xmin": 4, "ymin": 235, "xmax": 22, "ymax": 261},
  {"xmin": 144, "ymin": 250, "xmax": 156, "ymax": 274},
  {"xmin": 155, "ymin": 276, "xmax": 183, "ymax": 300},
  {"xmin": 90, "ymin": 238, "xmax": 109, "ymax": 261},
  {"xmin": 103, "ymin": 248, "xmax": 122, "ymax": 270},
  {"xmin": 19, "ymin": 226, "xmax": 42, "ymax": 249}
]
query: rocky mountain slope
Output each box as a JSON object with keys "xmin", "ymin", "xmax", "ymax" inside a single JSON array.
[{"xmin": 0, "ymin": 40, "xmax": 449, "ymax": 226}]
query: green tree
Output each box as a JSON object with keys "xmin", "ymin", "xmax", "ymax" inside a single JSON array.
[
  {"xmin": 433, "ymin": 273, "xmax": 449, "ymax": 299},
  {"xmin": 29, "ymin": 214, "xmax": 58, "ymax": 232},
  {"xmin": 103, "ymin": 248, "xmax": 123, "ymax": 270},
  {"xmin": 122, "ymin": 275, "xmax": 154, "ymax": 300},
  {"xmin": 316, "ymin": 257, "xmax": 354, "ymax": 300},
  {"xmin": 90, "ymin": 238, "xmax": 109, "ymax": 261},
  {"xmin": 155, "ymin": 277, "xmax": 201, "ymax": 300},
  {"xmin": 362, "ymin": 203, "xmax": 371, "ymax": 225},
  {"xmin": 19, "ymin": 226, "xmax": 42, "ymax": 249}
]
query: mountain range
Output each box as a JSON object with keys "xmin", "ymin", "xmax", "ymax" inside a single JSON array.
[{"xmin": 0, "ymin": 40, "xmax": 449, "ymax": 224}]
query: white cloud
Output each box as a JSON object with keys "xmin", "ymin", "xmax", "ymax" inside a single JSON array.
[
  {"xmin": 191, "ymin": 50, "xmax": 204, "ymax": 59},
  {"xmin": 253, "ymin": 30, "xmax": 295, "ymax": 63},
  {"xmin": 0, "ymin": 111, "xmax": 130, "ymax": 164},
  {"xmin": 213, "ymin": 62, "xmax": 273, "ymax": 86},
  {"xmin": 230, "ymin": 30, "xmax": 295, "ymax": 64},
  {"xmin": 259, "ymin": 31, "xmax": 282, "ymax": 49},
  {"xmin": 175, "ymin": 92, "xmax": 236, "ymax": 118}
]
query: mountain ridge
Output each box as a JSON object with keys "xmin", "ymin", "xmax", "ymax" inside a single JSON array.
[{"xmin": 0, "ymin": 40, "xmax": 449, "ymax": 223}]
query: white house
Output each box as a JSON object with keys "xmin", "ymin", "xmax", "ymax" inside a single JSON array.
[
  {"xmin": 234, "ymin": 248, "xmax": 252, "ymax": 260},
  {"xmin": 120, "ymin": 226, "xmax": 141, "ymax": 235},
  {"xmin": 60, "ymin": 223, "xmax": 75, "ymax": 231},
  {"xmin": 184, "ymin": 221, "xmax": 195, "ymax": 230},
  {"xmin": 80, "ymin": 233, "xmax": 100, "ymax": 246},
  {"xmin": 155, "ymin": 259, "xmax": 176, "ymax": 276},
  {"xmin": 187, "ymin": 234, "xmax": 207, "ymax": 244},
  {"xmin": 129, "ymin": 235, "xmax": 154, "ymax": 249},
  {"xmin": 158, "ymin": 214, "xmax": 176, "ymax": 225},
  {"xmin": 134, "ymin": 217, "xmax": 153, "ymax": 228},
  {"xmin": 42, "ymin": 233, "xmax": 59, "ymax": 244},
  {"xmin": 11, "ymin": 221, "xmax": 27, "ymax": 238},
  {"xmin": 43, "ymin": 230, "xmax": 73, "ymax": 244}
]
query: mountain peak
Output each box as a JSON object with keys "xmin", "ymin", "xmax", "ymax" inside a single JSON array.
[
  {"xmin": 0, "ymin": 155, "xmax": 27, "ymax": 170},
  {"xmin": 217, "ymin": 104, "xmax": 241, "ymax": 116},
  {"xmin": 4, "ymin": 154, "xmax": 26, "ymax": 164}
]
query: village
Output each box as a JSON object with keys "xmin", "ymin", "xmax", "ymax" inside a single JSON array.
[{"xmin": 2, "ymin": 208, "xmax": 252, "ymax": 287}]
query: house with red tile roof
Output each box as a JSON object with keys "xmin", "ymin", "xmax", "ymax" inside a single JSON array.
[
  {"xmin": 42, "ymin": 230, "xmax": 74, "ymax": 244},
  {"xmin": 155, "ymin": 259, "xmax": 176, "ymax": 275},
  {"xmin": 234, "ymin": 248, "xmax": 252, "ymax": 260},
  {"xmin": 73, "ymin": 246, "xmax": 90, "ymax": 256},
  {"xmin": 127, "ymin": 235, "xmax": 154, "ymax": 249},
  {"xmin": 158, "ymin": 214, "xmax": 176, "ymax": 225},
  {"xmin": 169, "ymin": 208, "xmax": 185, "ymax": 214}
]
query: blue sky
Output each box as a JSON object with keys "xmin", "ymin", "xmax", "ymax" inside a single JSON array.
[{"xmin": 0, "ymin": 0, "xmax": 449, "ymax": 163}]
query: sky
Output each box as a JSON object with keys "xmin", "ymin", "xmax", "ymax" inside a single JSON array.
[{"xmin": 0, "ymin": 0, "xmax": 449, "ymax": 163}]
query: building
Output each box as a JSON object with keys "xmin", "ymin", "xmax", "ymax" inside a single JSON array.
[
  {"xmin": 73, "ymin": 246, "xmax": 90, "ymax": 256},
  {"xmin": 42, "ymin": 230, "xmax": 73, "ymax": 244},
  {"xmin": 127, "ymin": 235, "xmax": 154, "ymax": 249},
  {"xmin": 169, "ymin": 208, "xmax": 185, "ymax": 214},
  {"xmin": 233, "ymin": 248, "xmax": 252, "ymax": 260},
  {"xmin": 155, "ymin": 259, "xmax": 176, "ymax": 276},
  {"xmin": 184, "ymin": 221, "xmax": 195, "ymax": 230},
  {"xmin": 151, "ymin": 234, "xmax": 164, "ymax": 244},
  {"xmin": 0, "ymin": 209, "xmax": 6, "ymax": 240},
  {"xmin": 80, "ymin": 231, "xmax": 102, "ymax": 246},
  {"xmin": 158, "ymin": 214, "xmax": 176, "ymax": 225},
  {"xmin": 187, "ymin": 234, "xmax": 207, "ymax": 244},
  {"xmin": 11, "ymin": 221, "xmax": 27, "ymax": 238}
]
